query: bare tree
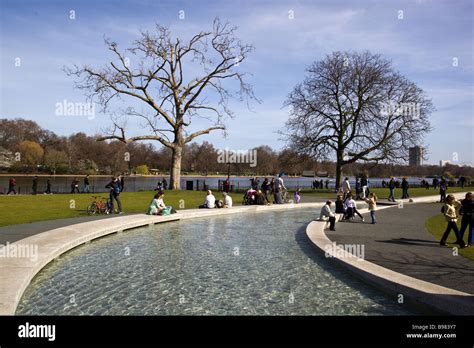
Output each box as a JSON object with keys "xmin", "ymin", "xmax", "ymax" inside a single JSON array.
[
  {"xmin": 66, "ymin": 18, "xmax": 257, "ymax": 189},
  {"xmin": 283, "ymin": 51, "xmax": 434, "ymax": 189}
]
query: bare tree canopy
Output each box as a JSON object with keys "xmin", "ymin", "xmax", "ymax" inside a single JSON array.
[
  {"xmin": 283, "ymin": 51, "xmax": 434, "ymax": 189},
  {"xmin": 66, "ymin": 18, "xmax": 257, "ymax": 189}
]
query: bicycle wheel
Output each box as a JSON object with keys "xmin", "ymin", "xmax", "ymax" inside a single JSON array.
[{"xmin": 87, "ymin": 203, "xmax": 98, "ymax": 215}]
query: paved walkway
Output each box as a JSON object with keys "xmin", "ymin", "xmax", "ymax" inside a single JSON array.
[
  {"xmin": 329, "ymin": 203, "xmax": 474, "ymax": 294},
  {"xmin": 0, "ymin": 215, "xmax": 113, "ymax": 245}
]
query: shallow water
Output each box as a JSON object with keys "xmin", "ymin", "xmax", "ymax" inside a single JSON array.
[{"xmin": 17, "ymin": 209, "xmax": 417, "ymax": 315}]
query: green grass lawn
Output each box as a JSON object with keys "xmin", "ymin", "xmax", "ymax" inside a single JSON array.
[
  {"xmin": 0, "ymin": 186, "xmax": 472, "ymax": 227},
  {"xmin": 0, "ymin": 190, "xmax": 214, "ymax": 227},
  {"xmin": 425, "ymin": 213, "xmax": 474, "ymax": 260}
]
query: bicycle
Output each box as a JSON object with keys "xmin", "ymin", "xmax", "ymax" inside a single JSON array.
[{"xmin": 87, "ymin": 196, "xmax": 112, "ymax": 215}]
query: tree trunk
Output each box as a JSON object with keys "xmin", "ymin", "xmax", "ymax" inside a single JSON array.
[
  {"xmin": 170, "ymin": 145, "xmax": 183, "ymax": 190},
  {"xmin": 335, "ymin": 158, "xmax": 343, "ymax": 192}
]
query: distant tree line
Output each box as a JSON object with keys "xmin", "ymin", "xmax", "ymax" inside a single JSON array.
[{"xmin": 0, "ymin": 118, "xmax": 473, "ymax": 180}]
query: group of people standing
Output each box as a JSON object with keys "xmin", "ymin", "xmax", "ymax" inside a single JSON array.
[
  {"xmin": 312, "ymin": 179, "xmax": 329, "ymax": 190},
  {"xmin": 244, "ymin": 174, "xmax": 289, "ymax": 205},
  {"xmin": 386, "ymin": 177, "xmax": 410, "ymax": 201},
  {"xmin": 341, "ymin": 175, "xmax": 370, "ymax": 201}
]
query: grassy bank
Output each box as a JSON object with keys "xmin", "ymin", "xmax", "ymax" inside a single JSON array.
[
  {"xmin": 0, "ymin": 190, "xmax": 209, "ymax": 227},
  {"xmin": 425, "ymin": 213, "xmax": 473, "ymax": 261}
]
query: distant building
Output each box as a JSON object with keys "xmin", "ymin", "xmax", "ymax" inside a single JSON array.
[
  {"xmin": 408, "ymin": 146, "xmax": 423, "ymax": 166},
  {"xmin": 440, "ymin": 160, "xmax": 451, "ymax": 167},
  {"xmin": 301, "ymin": 170, "xmax": 315, "ymax": 177}
]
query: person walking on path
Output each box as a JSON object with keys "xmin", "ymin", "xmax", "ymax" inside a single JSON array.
[
  {"xmin": 388, "ymin": 177, "xmax": 396, "ymax": 202},
  {"xmin": 440, "ymin": 194, "xmax": 465, "ymax": 248},
  {"xmin": 365, "ymin": 193, "xmax": 378, "ymax": 224},
  {"xmin": 459, "ymin": 176, "xmax": 466, "ymax": 189},
  {"xmin": 342, "ymin": 177, "xmax": 351, "ymax": 200},
  {"xmin": 32, "ymin": 176, "xmax": 38, "ymax": 195},
  {"xmin": 70, "ymin": 178, "xmax": 80, "ymax": 193},
  {"xmin": 83, "ymin": 175, "xmax": 91, "ymax": 193},
  {"xmin": 162, "ymin": 178, "xmax": 167, "ymax": 190},
  {"xmin": 319, "ymin": 200, "xmax": 336, "ymax": 231},
  {"xmin": 401, "ymin": 178, "xmax": 409, "ymax": 199},
  {"xmin": 105, "ymin": 176, "xmax": 123, "ymax": 214},
  {"xmin": 7, "ymin": 177, "xmax": 17, "ymax": 195},
  {"xmin": 119, "ymin": 174, "xmax": 125, "ymax": 192},
  {"xmin": 459, "ymin": 192, "xmax": 473, "ymax": 246},
  {"xmin": 361, "ymin": 175, "xmax": 368, "ymax": 199},
  {"xmin": 355, "ymin": 177, "xmax": 362, "ymax": 200},
  {"xmin": 439, "ymin": 178, "xmax": 448, "ymax": 203},
  {"xmin": 44, "ymin": 179, "xmax": 52, "ymax": 194}
]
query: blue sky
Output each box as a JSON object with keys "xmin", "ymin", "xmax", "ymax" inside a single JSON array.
[{"xmin": 1, "ymin": 0, "xmax": 473, "ymax": 165}]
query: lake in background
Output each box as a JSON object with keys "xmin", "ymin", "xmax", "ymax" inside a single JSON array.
[{"xmin": 0, "ymin": 175, "xmax": 433, "ymax": 194}]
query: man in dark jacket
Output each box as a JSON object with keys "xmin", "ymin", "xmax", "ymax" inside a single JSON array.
[
  {"xmin": 401, "ymin": 178, "xmax": 409, "ymax": 199},
  {"xmin": 460, "ymin": 192, "xmax": 473, "ymax": 246},
  {"xmin": 106, "ymin": 176, "xmax": 123, "ymax": 214},
  {"xmin": 32, "ymin": 176, "xmax": 38, "ymax": 195}
]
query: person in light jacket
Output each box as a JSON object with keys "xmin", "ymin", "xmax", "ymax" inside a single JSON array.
[
  {"xmin": 319, "ymin": 201, "xmax": 336, "ymax": 231},
  {"xmin": 342, "ymin": 177, "xmax": 351, "ymax": 200},
  {"xmin": 440, "ymin": 194, "xmax": 465, "ymax": 248}
]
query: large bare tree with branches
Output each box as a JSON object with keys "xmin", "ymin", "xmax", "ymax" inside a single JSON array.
[
  {"xmin": 66, "ymin": 18, "xmax": 256, "ymax": 189},
  {"xmin": 283, "ymin": 51, "xmax": 434, "ymax": 189}
]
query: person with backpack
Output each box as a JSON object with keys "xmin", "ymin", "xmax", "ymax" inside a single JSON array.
[
  {"xmin": 105, "ymin": 176, "xmax": 123, "ymax": 214},
  {"xmin": 440, "ymin": 194, "xmax": 465, "ymax": 248},
  {"xmin": 459, "ymin": 192, "xmax": 473, "ymax": 246}
]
